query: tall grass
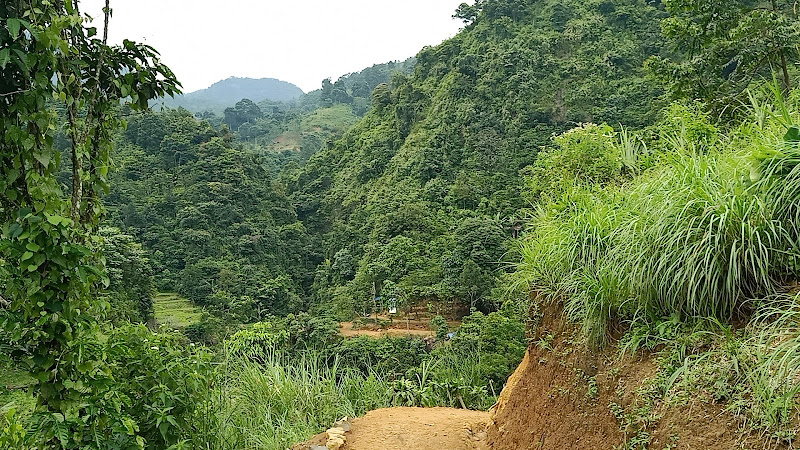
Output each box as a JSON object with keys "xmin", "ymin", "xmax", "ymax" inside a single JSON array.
[
  {"xmin": 209, "ymin": 352, "xmax": 391, "ymax": 450},
  {"xmin": 735, "ymin": 297, "xmax": 800, "ymax": 436},
  {"xmin": 516, "ymin": 90, "xmax": 800, "ymax": 345}
]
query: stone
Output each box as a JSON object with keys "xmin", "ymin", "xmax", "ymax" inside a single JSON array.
[
  {"xmin": 326, "ymin": 436, "xmax": 345, "ymax": 450},
  {"xmin": 333, "ymin": 417, "xmax": 352, "ymax": 432},
  {"xmin": 326, "ymin": 427, "xmax": 346, "ymax": 438}
]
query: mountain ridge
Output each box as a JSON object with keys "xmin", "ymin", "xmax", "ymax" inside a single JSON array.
[{"xmin": 156, "ymin": 76, "xmax": 305, "ymax": 113}]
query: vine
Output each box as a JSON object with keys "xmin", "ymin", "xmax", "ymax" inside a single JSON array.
[{"xmin": 0, "ymin": 1, "xmax": 179, "ymax": 446}]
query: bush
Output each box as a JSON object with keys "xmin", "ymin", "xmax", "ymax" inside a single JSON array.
[
  {"xmin": 226, "ymin": 313, "xmax": 341, "ymax": 360},
  {"xmin": 107, "ymin": 325, "xmax": 214, "ymax": 449},
  {"xmin": 337, "ymin": 336, "xmax": 429, "ymax": 377},
  {"xmin": 523, "ymin": 123, "xmax": 625, "ymax": 203},
  {"xmin": 430, "ymin": 315, "xmax": 449, "ymax": 340},
  {"xmin": 516, "ymin": 96, "xmax": 800, "ymax": 345}
]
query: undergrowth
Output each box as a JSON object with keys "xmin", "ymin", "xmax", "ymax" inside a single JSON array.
[
  {"xmin": 517, "ymin": 92, "xmax": 800, "ymax": 348},
  {"xmin": 210, "ymin": 352, "xmax": 391, "ymax": 450},
  {"xmin": 516, "ymin": 88, "xmax": 800, "ymax": 443}
]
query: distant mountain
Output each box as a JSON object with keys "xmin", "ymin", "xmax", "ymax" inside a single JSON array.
[{"xmin": 155, "ymin": 77, "xmax": 304, "ymax": 113}]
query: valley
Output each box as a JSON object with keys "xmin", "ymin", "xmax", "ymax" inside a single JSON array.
[{"xmin": 3, "ymin": 0, "xmax": 800, "ymax": 449}]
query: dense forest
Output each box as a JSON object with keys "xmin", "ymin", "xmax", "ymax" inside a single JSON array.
[{"xmin": 3, "ymin": 0, "xmax": 800, "ymax": 448}]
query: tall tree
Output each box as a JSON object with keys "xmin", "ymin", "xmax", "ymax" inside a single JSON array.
[{"xmin": 649, "ymin": 0, "xmax": 800, "ymax": 115}]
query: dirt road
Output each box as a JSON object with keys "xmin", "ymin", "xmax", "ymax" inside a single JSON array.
[{"xmin": 295, "ymin": 407, "xmax": 489, "ymax": 450}]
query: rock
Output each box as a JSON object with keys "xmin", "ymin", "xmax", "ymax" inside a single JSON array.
[
  {"xmin": 333, "ymin": 417, "xmax": 352, "ymax": 432},
  {"xmin": 326, "ymin": 436, "xmax": 345, "ymax": 450},
  {"xmin": 326, "ymin": 427, "xmax": 346, "ymax": 438},
  {"xmin": 310, "ymin": 446, "xmax": 328, "ymax": 450}
]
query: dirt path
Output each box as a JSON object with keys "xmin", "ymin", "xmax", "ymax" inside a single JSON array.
[
  {"xmin": 339, "ymin": 323, "xmax": 434, "ymax": 338},
  {"xmin": 295, "ymin": 407, "xmax": 489, "ymax": 450}
]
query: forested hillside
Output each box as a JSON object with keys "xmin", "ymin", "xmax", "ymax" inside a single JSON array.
[
  {"xmin": 289, "ymin": 0, "xmax": 666, "ymax": 314},
  {"xmin": 103, "ymin": 59, "xmax": 420, "ymax": 327},
  {"xmin": 158, "ymin": 77, "xmax": 305, "ymax": 113},
  {"xmin": 107, "ymin": 108, "xmax": 319, "ymax": 322},
  {"xmin": 4, "ymin": 0, "xmax": 800, "ymax": 448}
]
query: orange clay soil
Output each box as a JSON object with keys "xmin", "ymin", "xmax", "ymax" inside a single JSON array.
[
  {"xmin": 485, "ymin": 305, "xmax": 770, "ymax": 449},
  {"xmin": 338, "ymin": 317, "xmax": 460, "ymax": 338},
  {"xmin": 338, "ymin": 322, "xmax": 435, "ymax": 338},
  {"xmin": 295, "ymin": 407, "xmax": 489, "ymax": 450},
  {"xmin": 298, "ymin": 306, "xmax": 780, "ymax": 450}
]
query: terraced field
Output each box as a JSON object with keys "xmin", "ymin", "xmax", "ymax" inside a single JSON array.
[{"xmin": 153, "ymin": 293, "xmax": 203, "ymax": 329}]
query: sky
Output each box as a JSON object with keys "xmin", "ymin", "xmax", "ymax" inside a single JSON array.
[{"xmin": 81, "ymin": 0, "xmax": 465, "ymax": 93}]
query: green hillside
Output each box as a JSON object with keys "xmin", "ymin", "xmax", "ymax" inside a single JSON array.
[
  {"xmin": 5, "ymin": 0, "xmax": 800, "ymax": 448},
  {"xmin": 290, "ymin": 0, "xmax": 667, "ymax": 313}
]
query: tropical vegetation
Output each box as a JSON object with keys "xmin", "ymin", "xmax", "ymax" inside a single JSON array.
[{"xmin": 3, "ymin": 0, "xmax": 800, "ymax": 448}]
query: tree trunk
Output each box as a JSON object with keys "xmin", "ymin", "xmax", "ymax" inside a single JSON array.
[{"xmin": 772, "ymin": 0, "xmax": 792, "ymax": 91}]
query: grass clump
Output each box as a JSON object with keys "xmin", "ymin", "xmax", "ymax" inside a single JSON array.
[
  {"xmin": 514, "ymin": 91, "xmax": 800, "ymax": 441},
  {"xmin": 210, "ymin": 352, "xmax": 391, "ymax": 450},
  {"xmin": 516, "ymin": 92, "xmax": 800, "ymax": 346}
]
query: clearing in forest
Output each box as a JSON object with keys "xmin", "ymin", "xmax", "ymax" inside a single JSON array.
[{"xmin": 153, "ymin": 293, "xmax": 203, "ymax": 329}]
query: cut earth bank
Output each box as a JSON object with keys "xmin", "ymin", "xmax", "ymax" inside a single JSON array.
[{"xmin": 297, "ymin": 308, "xmax": 774, "ymax": 450}]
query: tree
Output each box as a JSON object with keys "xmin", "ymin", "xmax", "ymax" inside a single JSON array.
[
  {"xmin": 331, "ymin": 248, "xmax": 356, "ymax": 283},
  {"xmin": 320, "ymin": 78, "xmax": 334, "ymax": 107},
  {"xmin": 649, "ymin": 0, "xmax": 800, "ymax": 115},
  {"xmin": 454, "ymin": 1, "xmax": 482, "ymax": 25},
  {"xmin": 331, "ymin": 78, "xmax": 352, "ymax": 104},
  {"xmin": 371, "ymin": 83, "xmax": 392, "ymax": 112},
  {"xmin": 223, "ymin": 98, "xmax": 263, "ymax": 130},
  {"xmin": 100, "ymin": 227, "xmax": 154, "ymax": 323},
  {"xmin": 0, "ymin": 1, "xmax": 179, "ymax": 445}
]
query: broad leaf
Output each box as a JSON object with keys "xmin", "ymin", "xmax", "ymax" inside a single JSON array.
[{"xmin": 7, "ymin": 18, "xmax": 21, "ymax": 40}]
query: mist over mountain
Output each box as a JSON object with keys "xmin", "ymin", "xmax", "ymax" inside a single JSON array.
[{"xmin": 156, "ymin": 77, "xmax": 305, "ymax": 113}]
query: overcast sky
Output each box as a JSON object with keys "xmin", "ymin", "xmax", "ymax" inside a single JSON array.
[{"xmin": 80, "ymin": 0, "xmax": 465, "ymax": 93}]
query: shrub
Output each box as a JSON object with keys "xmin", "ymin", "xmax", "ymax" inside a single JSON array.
[
  {"xmin": 523, "ymin": 123, "xmax": 625, "ymax": 203},
  {"xmin": 517, "ymin": 98, "xmax": 800, "ymax": 345},
  {"xmin": 106, "ymin": 325, "xmax": 214, "ymax": 449},
  {"xmin": 430, "ymin": 315, "xmax": 449, "ymax": 340}
]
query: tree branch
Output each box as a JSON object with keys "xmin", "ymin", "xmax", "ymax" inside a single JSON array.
[{"xmin": 0, "ymin": 89, "xmax": 29, "ymax": 97}]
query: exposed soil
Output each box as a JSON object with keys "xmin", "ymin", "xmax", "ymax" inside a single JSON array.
[
  {"xmin": 485, "ymin": 305, "xmax": 770, "ymax": 450},
  {"xmin": 338, "ymin": 315, "xmax": 460, "ymax": 338},
  {"xmin": 486, "ymin": 318, "xmax": 627, "ymax": 449},
  {"xmin": 295, "ymin": 407, "xmax": 489, "ymax": 450},
  {"xmin": 339, "ymin": 323, "xmax": 435, "ymax": 338},
  {"xmin": 301, "ymin": 305, "xmax": 779, "ymax": 449}
]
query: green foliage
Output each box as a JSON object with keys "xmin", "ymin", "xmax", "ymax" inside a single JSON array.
[
  {"xmin": 223, "ymin": 98, "xmax": 263, "ymax": 130},
  {"xmin": 649, "ymin": 0, "xmax": 800, "ymax": 116},
  {"xmin": 292, "ymin": 0, "xmax": 666, "ymax": 315},
  {"xmin": 108, "ymin": 108, "xmax": 320, "ymax": 321},
  {"xmin": 210, "ymin": 353, "xmax": 391, "ymax": 450},
  {"xmin": 100, "ymin": 227, "xmax": 154, "ymax": 324},
  {"xmin": 446, "ymin": 305, "xmax": 527, "ymax": 387},
  {"xmin": 523, "ymin": 123, "xmax": 627, "ymax": 202},
  {"xmin": 105, "ymin": 325, "xmax": 214, "ymax": 449},
  {"xmin": 0, "ymin": 0, "xmax": 180, "ymax": 446},
  {"xmin": 336, "ymin": 335, "xmax": 429, "ymax": 377},
  {"xmin": 430, "ymin": 315, "xmax": 449, "ymax": 340},
  {"xmin": 0, "ymin": 409, "xmax": 26, "ymax": 450},
  {"xmin": 226, "ymin": 313, "xmax": 340, "ymax": 359},
  {"xmin": 516, "ymin": 92, "xmax": 800, "ymax": 346}
]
